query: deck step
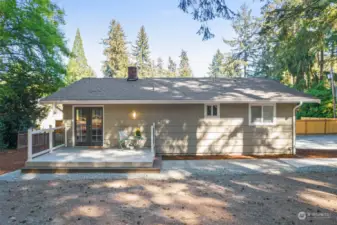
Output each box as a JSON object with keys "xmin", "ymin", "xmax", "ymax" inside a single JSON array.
[
  {"xmin": 25, "ymin": 161, "xmax": 153, "ymax": 168},
  {"xmin": 21, "ymin": 166, "xmax": 160, "ymax": 174},
  {"xmin": 22, "ymin": 157, "xmax": 161, "ymax": 174}
]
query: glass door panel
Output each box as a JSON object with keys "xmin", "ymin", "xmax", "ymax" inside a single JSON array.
[
  {"xmin": 91, "ymin": 108, "xmax": 103, "ymax": 145},
  {"xmin": 74, "ymin": 107, "xmax": 103, "ymax": 146},
  {"xmin": 75, "ymin": 108, "xmax": 89, "ymax": 146}
]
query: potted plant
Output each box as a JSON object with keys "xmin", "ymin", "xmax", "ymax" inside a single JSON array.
[{"xmin": 135, "ymin": 128, "xmax": 141, "ymax": 138}]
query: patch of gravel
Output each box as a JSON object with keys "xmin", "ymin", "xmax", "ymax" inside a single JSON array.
[
  {"xmin": 1, "ymin": 162, "xmax": 337, "ymax": 182},
  {"xmin": 0, "ymin": 172, "xmax": 336, "ymax": 225}
]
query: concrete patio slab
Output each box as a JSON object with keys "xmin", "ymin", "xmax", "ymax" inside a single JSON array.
[{"xmin": 296, "ymin": 135, "xmax": 337, "ymax": 150}]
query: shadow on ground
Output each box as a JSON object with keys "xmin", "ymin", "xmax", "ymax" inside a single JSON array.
[{"xmin": 0, "ymin": 171, "xmax": 337, "ymax": 225}]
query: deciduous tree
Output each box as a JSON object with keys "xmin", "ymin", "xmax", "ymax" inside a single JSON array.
[{"xmin": 0, "ymin": 0, "xmax": 69, "ymax": 147}]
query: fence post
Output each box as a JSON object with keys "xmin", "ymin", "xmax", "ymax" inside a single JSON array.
[
  {"xmin": 27, "ymin": 128, "xmax": 32, "ymax": 161},
  {"xmin": 64, "ymin": 125, "xmax": 67, "ymax": 147},
  {"xmin": 49, "ymin": 125, "xmax": 53, "ymax": 152}
]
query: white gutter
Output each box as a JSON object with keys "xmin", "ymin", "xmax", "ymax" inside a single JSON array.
[{"xmin": 292, "ymin": 101, "xmax": 303, "ymax": 155}]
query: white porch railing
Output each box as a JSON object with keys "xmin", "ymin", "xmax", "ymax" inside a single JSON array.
[
  {"xmin": 151, "ymin": 123, "xmax": 155, "ymax": 155},
  {"xmin": 27, "ymin": 126, "xmax": 66, "ymax": 161}
]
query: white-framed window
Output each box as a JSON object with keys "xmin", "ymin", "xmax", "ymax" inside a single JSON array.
[
  {"xmin": 249, "ymin": 104, "xmax": 276, "ymax": 125},
  {"xmin": 204, "ymin": 104, "xmax": 220, "ymax": 118}
]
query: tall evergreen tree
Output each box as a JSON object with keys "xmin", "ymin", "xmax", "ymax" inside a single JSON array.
[
  {"xmin": 168, "ymin": 57, "xmax": 177, "ymax": 77},
  {"xmin": 132, "ymin": 26, "xmax": 151, "ymax": 77},
  {"xmin": 208, "ymin": 49, "xmax": 224, "ymax": 78},
  {"xmin": 156, "ymin": 57, "xmax": 164, "ymax": 76},
  {"xmin": 178, "ymin": 0, "xmax": 235, "ymax": 40},
  {"xmin": 223, "ymin": 4, "xmax": 259, "ymax": 77},
  {"xmin": 66, "ymin": 29, "xmax": 94, "ymax": 84},
  {"xmin": 178, "ymin": 50, "xmax": 193, "ymax": 77},
  {"xmin": 102, "ymin": 20, "xmax": 129, "ymax": 78},
  {"xmin": 222, "ymin": 53, "xmax": 244, "ymax": 77}
]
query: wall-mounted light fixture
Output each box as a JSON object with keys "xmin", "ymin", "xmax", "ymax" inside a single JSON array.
[{"xmin": 132, "ymin": 111, "xmax": 137, "ymax": 119}]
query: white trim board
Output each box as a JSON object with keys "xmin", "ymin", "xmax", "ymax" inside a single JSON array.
[
  {"xmin": 41, "ymin": 99, "xmax": 320, "ymax": 104},
  {"xmin": 71, "ymin": 105, "xmax": 104, "ymax": 147}
]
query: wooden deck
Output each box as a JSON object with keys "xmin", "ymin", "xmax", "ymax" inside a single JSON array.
[{"xmin": 23, "ymin": 147, "xmax": 156, "ymax": 171}]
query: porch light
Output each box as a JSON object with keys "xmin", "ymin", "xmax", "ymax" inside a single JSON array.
[{"xmin": 132, "ymin": 111, "xmax": 137, "ymax": 119}]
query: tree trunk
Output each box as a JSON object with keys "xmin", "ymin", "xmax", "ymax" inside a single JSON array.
[
  {"xmin": 331, "ymin": 42, "xmax": 336, "ymax": 118},
  {"xmin": 320, "ymin": 47, "xmax": 324, "ymax": 81},
  {"xmin": 243, "ymin": 52, "xmax": 248, "ymax": 78}
]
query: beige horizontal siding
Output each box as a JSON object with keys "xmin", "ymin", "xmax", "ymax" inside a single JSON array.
[
  {"xmin": 159, "ymin": 146, "xmax": 292, "ymax": 155},
  {"xmin": 63, "ymin": 103, "xmax": 295, "ymax": 155}
]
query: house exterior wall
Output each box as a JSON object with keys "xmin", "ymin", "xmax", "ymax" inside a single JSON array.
[
  {"xmin": 63, "ymin": 103, "xmax": 295, "ymax": 155},
  {"xmin": 39, "ymin": 106, "xmax": 63, "ymax": 129}
]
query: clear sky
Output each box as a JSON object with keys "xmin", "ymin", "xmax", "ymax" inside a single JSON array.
[{"xmin": 56, "ymin": 0, "xmax": 262, "ymax": 78}]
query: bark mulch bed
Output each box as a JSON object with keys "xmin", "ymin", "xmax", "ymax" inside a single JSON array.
[
  {"xmin": 297, "ymin": 149, "xmax": 337, "ymax": 158},
  {"xmin": 162, "ymin": 154, "xmax": 297, "ymax": 160},
  {"xmin": 0, "ymin": 149, "xmax": 27, "ymax": 175},
  {"xmin": 162, "ymin": 150, "xmax": 337, "ymax": 160}
]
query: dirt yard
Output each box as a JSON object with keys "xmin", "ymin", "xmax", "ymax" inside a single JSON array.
[
  {"xmin": 0, "ymin": 149, "xmax": 27, "ymax": 175},
  {"xmin": 0, "ymin": 172, "xmax": 336, "ymax": 225}
]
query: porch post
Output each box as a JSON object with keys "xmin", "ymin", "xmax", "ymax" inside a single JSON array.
[
  {"xmin": 27, "ymin": 128, "xmax": 32, "ymax": 161},
  {"xmin": 151, "ymin": 123, "xmax": 155, "ymax": 154},
  {"xmin": 49, "ymin": 125, "xmax": 53, "ymax": 152},
  {"xmin": 64, "ymin": 125, "xmax": 67, "ymax": 147}
]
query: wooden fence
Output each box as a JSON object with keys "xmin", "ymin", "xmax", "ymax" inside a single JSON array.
[{"xmin": 296, "ymin": 118, "xmax": 337, "ymax": 135}]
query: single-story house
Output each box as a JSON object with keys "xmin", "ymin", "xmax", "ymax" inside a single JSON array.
[{"xmin": 40, "ymin": 68, "xmax": 319, "ymax": 156}]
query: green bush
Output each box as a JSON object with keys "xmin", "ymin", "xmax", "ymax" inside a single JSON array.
[{"xmin": 297, "ymin": 81, "xmax": 334, "ymax": 119}]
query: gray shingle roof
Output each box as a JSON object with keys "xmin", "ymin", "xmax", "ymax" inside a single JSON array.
[{"xmin": 40, "ymin": 77, "xmax": 319, "ymax": 103}]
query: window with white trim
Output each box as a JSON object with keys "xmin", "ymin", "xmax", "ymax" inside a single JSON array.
[
  {"xmin": 249, "ymin": 104, "xmax": 275, "ymax": 125},
  {"xmin": 205, "ymin": 104, "xmax": 219, "ymax": 118}
]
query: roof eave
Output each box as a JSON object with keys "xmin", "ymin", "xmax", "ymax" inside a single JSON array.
[{"xmin": 39, "ymin": 99, "xmax": 321, "ymax": 104}]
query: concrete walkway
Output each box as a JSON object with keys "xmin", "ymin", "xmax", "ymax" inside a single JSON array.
[
  {"xmin": 296, "ymin": 135, "xmax": 337, "ymax": 150},
  {"xmin": 1, "ymin": 157, "xmax": 337, "ymax": 181}
]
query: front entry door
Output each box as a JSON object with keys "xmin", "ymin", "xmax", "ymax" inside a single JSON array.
[{"xmin": 75, "ymin": 107, "xmax": 103, "ymax": 146}]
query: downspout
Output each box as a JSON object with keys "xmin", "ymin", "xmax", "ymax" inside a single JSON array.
[{"xmin": 292, "ymin": 102, "xmax": 303, "ymax": 155}]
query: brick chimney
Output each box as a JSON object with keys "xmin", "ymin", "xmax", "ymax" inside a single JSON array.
[{"xmin": 127, "ymin": 66, "xmax": 138, "ymax": 81}]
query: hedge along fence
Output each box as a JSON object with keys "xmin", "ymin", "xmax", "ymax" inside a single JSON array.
[{"xmin": 296, "ymin": 118, "xmax": 337, "ymax": 135}]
